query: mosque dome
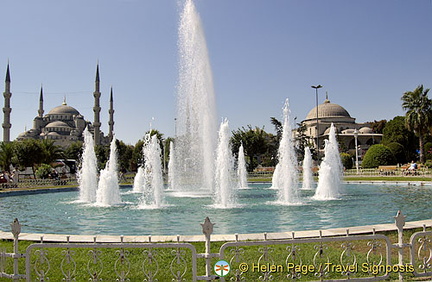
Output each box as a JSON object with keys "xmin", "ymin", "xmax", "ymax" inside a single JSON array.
[
  {"xmin": 359, "ymin": 127, "xmax": 373, "ymax": 134},
  {"xmin": 45, "ymin": 121, "xmax": 72, "ymax": 129},
  {"xmin": 305, "ymin": 99, "xmax": 351, "ymax": 120},
  {"xmin": 48, "ymin": 103, "xmax": 80, "ymax": 116}
]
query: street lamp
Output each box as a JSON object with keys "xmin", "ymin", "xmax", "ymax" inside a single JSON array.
[
  {"xmin": 353, "ymin": 129, "xmax": 359, "ymax": 174},
  {"xmin": 311, "ymin": 85, "xmax": 323, "ymax": 160}
]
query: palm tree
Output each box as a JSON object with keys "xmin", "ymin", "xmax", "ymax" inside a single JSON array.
[
  {"xmin": 40, "ymin": 139, "xmax": 64, "ymax": 164},
  {"xmin": 401, "ymin": 85, "xmax": 432, "ymax": 163}
]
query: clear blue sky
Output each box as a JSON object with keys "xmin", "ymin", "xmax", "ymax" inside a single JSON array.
[{"xmin": 1, "ymin": 0, "xmax": 431, "ymax": 145}]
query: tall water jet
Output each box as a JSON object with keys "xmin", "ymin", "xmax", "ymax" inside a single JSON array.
[
  {"xmin": 139, "ymin": 134, "xmax": 165, "ymax": 208},
  {"xmin": 237, "ymin": 143, "xmax": 248, "ymax": 189},
  {"xmin": 272, "ymin": 99, "xmax": 300, "ymax": 204},
  {"xmin": 313, "ymin": 123, "xmax": 344, "ymax": 200},
  {"xmin": 78, "ymin": 127, "xmax": 98, "ymax": 202},
  {"xmin": 132, "ymin": 166, "xmax": 145, "ymax": 193},
  {"xmin": 95, "ymin": 137, "xmax": 122, "ymax": 206},
  {"xmin": 174, "ymin": 0, "xmax": 218, "ymax": 191},
  {"xmin": 167, "ymin": 141, "xmax": 177, "ymax": 190},
  {"xmin": 214, "ymin": 119, "xmax": 237, "ymax": 208},
  {"xmin": 301, "ymin": 147, "xmax": 314, "ymax": 190}
]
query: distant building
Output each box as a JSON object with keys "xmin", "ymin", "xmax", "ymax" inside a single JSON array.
[
  {"xmin": 300, "ymin": 95, "xmax": 382, "ymax": 156},
  {"xmin": 3, "ymin": 64, "xmax": 115, "ymax": 147}
]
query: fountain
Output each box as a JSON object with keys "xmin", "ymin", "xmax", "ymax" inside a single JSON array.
[
  {"xmin": 139, "ymin": 134, "xmax": 165, "ymax": 208},
  {"xmin": 173, "ymin": 0, "xmax": 218, "ymax": 191},
  {"xmin": 132, "ymin": 166, "xmax": 145, "ymax": 193},
  {"xmin": 313, "ymin": 123, "xmax": 344, "ymax": 200},
  {"xmin": 167, "ymin": 141, "xmax": 176, "ymax": 190},
  {"xmin": 95, "ymin": 137, "xmax": 122, "ymax": 206},
  {"xmin": 78, "ymin": 127, "xmax": 98, "ymax": 202},
  {"xmin": 237, "ymin": 143, "xmax": 248, "ymax": 189},
  {"xmin": 214, "ymin": 119, "xmax": 237, "ymax": 208},
  {"xmin": 301, "ymin": 147, "xmax": 314, "ymax": 190},
  {"xmin": 272, "ymin": 99, "xmax": 301, "ymax": 204}
]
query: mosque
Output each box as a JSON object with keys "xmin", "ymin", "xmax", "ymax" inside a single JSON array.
[
  {"xmin": 2, "ymin": 64, "xmax": 114, "ymax": 147},
  {"xmin": 300, "ymin": 94, "xmax": 383, "ymax": 157}
]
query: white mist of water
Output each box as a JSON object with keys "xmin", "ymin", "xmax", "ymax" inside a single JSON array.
[
  {"xmin": 272, "ymin": 99, "xmax": 301, "ymax": 204},
  {"xmin": 214, "ymin": 119, "xmax": 237, "ymax": 208},
  {"xmin": 237, "ymin": 144, "xmax": 248, "ymax": 189},
  {"xmin": 139, "ymin": 134, "xmax": 165, "ymax": 208},
  {"xmin": 167, "ymin": 141, "xmax": 176, "ymax": 190},
  {"xmin": 174, "ymin": 0, "xmax": 218, "ymax": 191},
  {"xmin": 132, "ymin": 166, "xmax": 145, "ymax": 193},
  {"xmin": 301, "ymin": 147, "xmax": 314, "ymax": 190},
  {"xmin": 270, "ymin": 164, "xmax": 280, "ymax": 189},
  {"xmin": 95, "ymin": 137, "xmax": 122, "ymax": 206},
  {"xmin": 78, "ymin": 127, "xmax": 98, "ymax": 203},
  {"xmin": 313, "ymin": 123, "xmax": 344, "ymax": 200}
]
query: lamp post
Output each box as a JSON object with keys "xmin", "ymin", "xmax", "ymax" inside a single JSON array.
[
  {"xmin": 311, "ymin": 85, "xmax": 323, "ymax": 160},
  {"xmin": 353, "ymin": 129, "xmax": 359, "ymax": 174}
]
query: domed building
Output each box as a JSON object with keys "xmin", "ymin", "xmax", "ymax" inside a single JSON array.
[
  {"xmin": 4, "ymin": 64, "xmax": 115, "ymax": 147},
  {"xmin": 300, "ymin": 95, "xmax": 382, "ymax": 157}
]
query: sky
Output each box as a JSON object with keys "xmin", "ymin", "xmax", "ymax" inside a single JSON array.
[{"xmin": 1, "ymin": 0, "xmax": 432, "ymax": 145}]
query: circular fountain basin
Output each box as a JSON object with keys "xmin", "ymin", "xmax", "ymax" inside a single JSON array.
[{"xmin": 0, "ymin": 183, "xmax": 431, "ymax": 236}]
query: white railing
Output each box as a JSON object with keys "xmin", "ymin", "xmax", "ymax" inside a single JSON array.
[{"xmin": 1, "ymin": 211, "xmax": 432, "ymax": 281}]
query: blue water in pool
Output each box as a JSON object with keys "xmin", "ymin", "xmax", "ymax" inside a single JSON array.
[{"xmin": 0, "ymin": 183, "xmax": 431, "ymax": 236}]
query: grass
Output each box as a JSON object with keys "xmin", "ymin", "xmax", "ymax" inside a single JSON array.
[{"xmin": 1, "ymin": 228, "xmax": 432, "ymax": 281}]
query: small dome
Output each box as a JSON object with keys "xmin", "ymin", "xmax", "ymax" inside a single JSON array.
[
  {"xmin": 306, "ymin": 99, "xmax": 351, "ymax": 120},
  {"xmin": 47, "ymin": 132, "xmax": 60, "ymax": 136},
  {"xmin": 342, "ymin": 129, "xmax": 355, "ymax": 134},
  {"xmin": 359, "ymin": 127, "xmax": 373, "ymax": 134},
  {"xmin": 46, "ymin": 121, "xmax": 71, "ymax": 128},
  {"xmin": 48, "ymin": 104, "xmax": 80, "ymax": 116}
]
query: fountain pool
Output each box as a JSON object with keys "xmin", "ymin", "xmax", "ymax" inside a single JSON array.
[{"xmin": 1, "ymin": 183, "xmax": 432, "ymax": 236}]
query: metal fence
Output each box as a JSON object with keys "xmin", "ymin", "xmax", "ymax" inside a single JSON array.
[{"xmin": 1, "ymin": 211, "xmax": 431, "ymax": 281}]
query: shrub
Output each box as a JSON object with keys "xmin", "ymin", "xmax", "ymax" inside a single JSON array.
[
  {"xmin": 386, "ymin": 142, "xmax": 406, "ymax": 164},
  {"xmin": 362, "ymin": 144, "xmax": 396, "ymax": 168},
  {"xmin": 424, "ymin": 142, "xmax": 432, "ymax": 160},
  {"xmin": 340, "ymin": 153, "xmax": 353, "ymax": 169},
  {"xmin": 35, "ymin": 163, "xmax": 52, "ymax": 179},
  {"xmin": 424, "ymin": 159, "xmax": 432, "ymax": 168}
]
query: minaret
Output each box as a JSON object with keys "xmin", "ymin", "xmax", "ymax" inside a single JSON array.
[
  {"xmin": 38, "ymin": 86, "xmax": 44, "ymax": 117},
  {"xmin": 108, "ymin": 87, "xmax": 114, "ymax": 142},
  {"xmin": 93, "ymin": 64, "xmax": 101, "ymax": 145},
  {"xmin": 3, "ymin": 63, "xmax": 12, "ymax": 142}
]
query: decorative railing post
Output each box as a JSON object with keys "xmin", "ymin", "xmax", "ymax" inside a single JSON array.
[
  {"xmin": 10, "ymin": 218, "xmax": 21, "ymax": 280},
  {"xmin": 394, "ymin": 210, "xmax": 406, "ymax": 281},
  {"xmin": 201, "ymin": 217, "xmax": 215, "ymax": 278}
]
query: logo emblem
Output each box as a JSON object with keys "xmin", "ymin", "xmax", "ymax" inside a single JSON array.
[{"xmin": 214, "ymin": 260, "xmax": 230, "ymax": 277}]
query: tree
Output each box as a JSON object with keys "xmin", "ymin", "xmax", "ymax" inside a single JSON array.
[
  {"xmin": 270, "ymin": 117, "xmax": 282, "ymax": 141},
  {"xmin": 115, "ymin": 140, "xmax": 134, "ymax": 172},
  {"xmin": 132, "ymin": 140, "xmax": 145, "ymax": 171},
  {"xmin": 386, "ymin": 142, "xmax": 407, "ymax": 164},
  {"xmin": 0, "ymin": 142, "xmax": 15, "ymax": 172},
  {"xmin": 231, "ymin": 125, "xmax": 269, "ymax": 171},
  {"xmin": 14, "ymin": 139, "xmax": 44, "ymax": 177},
  {"xmin": 382, "ymin": 116, "xmax": 417, "ymax": 162},
  {"xmin": 401, "ymin": 85, "xmax": 432, "ymax": 163},
  {"xmin": 368, "ymin": 119, "xmax": 387, "ymax": 134},
  {"xmin": 64, "ymin": 141, "xmax": 83, "ymax": 161},
  {"xmin": 340, "ymin": 152, "xmax": 353, "ymax": 169},
  {"xmin": 40, "ymin": 139, "xmax": 64, "ymax": 164},
  {"xmin": 95, "ymin": 144, "xmax": 109, "ymax": 170}
]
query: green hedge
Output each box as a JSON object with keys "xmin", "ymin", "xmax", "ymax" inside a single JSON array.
[{"xmin": 362, "ymin": 144, "xmax": 396, "ymax": 168}]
